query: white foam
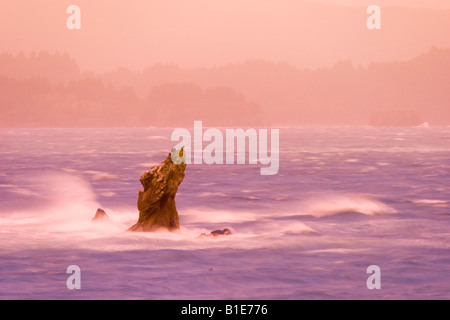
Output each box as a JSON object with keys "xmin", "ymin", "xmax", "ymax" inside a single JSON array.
[
  {"xmin": 180, "ymin": 208, "xmax": 259, "ymax": 224},
  {"xmin": 292, "ymin": 193, "xmax": 397, "ymax": 217},
  {"xmin": 412, "ymin": 199, "xmax": 447, "ymax": 205},
  {"xmin": 0, "ymin": 175, "xmax": 394, "ymax": 254}
]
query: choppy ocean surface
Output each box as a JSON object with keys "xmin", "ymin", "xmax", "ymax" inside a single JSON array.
[{"xmin": 0, "ymin": 126, "xmax": 449, "ymax": 299}]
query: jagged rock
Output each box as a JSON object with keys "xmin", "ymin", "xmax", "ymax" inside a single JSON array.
[
  {"xmin": 92, "ymin": 208, "xmax": 108, "ymax": 221},
  {"xmin": 128, "ymin": 148, "xmax": 186, "ymax": 232},
  {"xmin": 198, "ymin": 228, "xmax": 233, "ymax": 238}
]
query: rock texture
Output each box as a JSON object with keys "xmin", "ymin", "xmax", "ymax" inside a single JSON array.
[
  {"xmin": 128, "ymin": 148, "xmax": 186, "ymax": 232},
  {"xmin": 92, "ymin": 208, "xmax": 108, "ymax": 221},
  {"xmin": 198, "ymin": 228, "xmax": 233, "ymax": 238}
]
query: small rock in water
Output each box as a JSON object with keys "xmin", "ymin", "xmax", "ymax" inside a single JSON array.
[
  {"xmin": 198, "ymin": 228, "xmax": 233, "ymax": 238},
  {"xmin": 211, "ymin": 228, "xmax": 233, "ymax": 236},
  {"xmin": 92, "ymin": 208, "xmax": 108, "ymax": 221}
]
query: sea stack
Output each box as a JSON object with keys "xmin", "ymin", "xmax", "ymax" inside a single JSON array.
[{"xmin": 128, "ymin": 147, "xmax": 186, "ymax": 232}]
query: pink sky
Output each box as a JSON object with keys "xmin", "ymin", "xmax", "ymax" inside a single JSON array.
[
  {"xmin": 310, "ymin": 0, "xmax": 450, "ymax": 9},
  {"xmin": 1, "ymin": 0, "xmax": 450, "ymax": 72}
]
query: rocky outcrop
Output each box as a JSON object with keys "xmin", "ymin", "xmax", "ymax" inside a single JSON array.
[
  {"xmin": 92, "ymin": 208, "xmax": 108, "ymax": 221},
  {"xmin": 128, "ymin": 148, "xmax": 186, "ymax": 232},
  {"xmin": 198, "ymin": 228, "xmax": 233, "ymax": 238}
]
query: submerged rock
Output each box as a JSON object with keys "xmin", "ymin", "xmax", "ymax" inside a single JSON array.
[
  {"xmin": 198, "ymin": 228, "xmax": 233, "ymax": 238},
  {"xmin": 211, "ymin": 228, "xmax": 233, "ymax": 236},
  {"xmin": 128, "ymin": 148, "xmax": 186, "ymax": 232},
  {"xmin": 92, "ymin": 208, "xmax": 108, "ymax": 221}
]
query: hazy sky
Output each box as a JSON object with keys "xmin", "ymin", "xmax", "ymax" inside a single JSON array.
[
  {"xmin": 308, "ymin": 0, "xmax": 450, "ymax": 9},
  {"xmin": 1, "ymin": 0, "xmax": 449, "ymax": 72}
]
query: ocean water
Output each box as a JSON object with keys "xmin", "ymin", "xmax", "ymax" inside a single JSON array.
[{"xmin": 0, "ymin": 126, "xmax": 449, "ymax": 300}]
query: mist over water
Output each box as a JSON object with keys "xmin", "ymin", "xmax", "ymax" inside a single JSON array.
[{"xmin": 0, "ymin": 127, "xmax": 449, "ymax": 299}]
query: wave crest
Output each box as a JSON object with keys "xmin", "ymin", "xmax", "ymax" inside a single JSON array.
[{"xmin": 296, "ymin": 193, "xmax": 397, "ymax": 217}]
